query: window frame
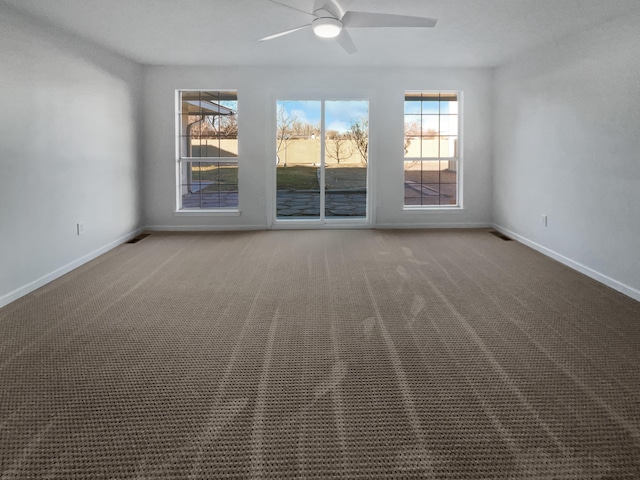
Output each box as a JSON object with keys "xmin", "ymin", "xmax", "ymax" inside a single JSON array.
[
  {"xmin": 403, "ymin": 90, "xmax": 462, "ymax": 210},
  {"xmin": 273, "ymin": 98, "xmax": 371, "ymax": 225},
  {"xmin": 175, "ymin": 89, "xmax": 240, "ymax": 215}
]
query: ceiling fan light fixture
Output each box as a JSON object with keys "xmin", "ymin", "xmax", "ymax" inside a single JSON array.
[{"xmin": 312, "ymin": 17, "xmax": 342, "ymax": 38}]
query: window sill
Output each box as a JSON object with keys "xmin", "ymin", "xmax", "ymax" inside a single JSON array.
[
  {"xmin": 175, "ymin": 210, "xmax": 241, "ymax": 217},
  {"xmin": 403, "ymin": 206, "xmax": 463, "ymax": 212}
]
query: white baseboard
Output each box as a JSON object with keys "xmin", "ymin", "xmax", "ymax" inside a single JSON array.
[
  {"xmin": 492, "ymin": 224, "xmax": 640, "ymax": 303},
  {"xmin": 145, "ymin": 223, "xmax": 491, "ymax": 231},
  {"xmin": 375, "ymin": 222, "xmax": 491, "ymax": 229},
  {"xmin": 144, "ymin": 224, "xmax": 266, "ymax": 232},
  {"xmin": 147, "ymin": 223, "xmax": 492, "ymax": 231},
  {"xmin": 0, "ymin": 228, "xmax": 144, "ymax": 309}
]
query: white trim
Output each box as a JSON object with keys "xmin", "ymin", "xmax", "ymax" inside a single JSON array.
[
  {"xmin": 273, "ymin": 223, "xmax": 370, "ymax": 230},
  {"xmin": 145, "ymin": 225, "xmax": 265, "ymax": 232},
  {"xmin": 492, "ymin": 224, "xmax": 640, "ymax": 303},
  {"xmin": 0, "ymin": 228, "xmax": 144, "ymax": 309},
  {"xmin": 271, "ymin": 95, "xmax": 372, "ymax": 229},
  {"xmin": 320, "ymin": 100, "xmax": 326, "ymax": 220},
  {"xmin": 375, "ymin": 222, "xmax": 490, "ymax": 229},
  {"xmin": 174, "ymin": 210, "xmax": 241, "ymax": 217},
  {"xmin": 403, "ymin": 206, "xmax": 464, "ymax": 212}
]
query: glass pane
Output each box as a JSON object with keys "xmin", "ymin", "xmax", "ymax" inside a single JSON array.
[
  {"xmin": 421, "ymin": 115, "xmax": 439, "ymax": 135},
  {"xmin": 325, "ymin": 165, "xmax": 367, "ymax": 218},
  {"xmin": 421, "ymin": 160, "xmax": 440, "ymax": 173},
  {"xmin": 440, "ymin": 160, "xmax": 458, "ymax": 184},
  {"xmin": 404, "ymin": 160, "xmax": 422, "ymax": 187},
  {"xmin": 276, "ymin": 101, "xmax": 321, "ymax": 218},
  {"xmin": 419, "ymin": 160, "xmax": 440, "ymax": 183},
  {"xmin": 181, "ymin": 162, "xmax": 238, "ymax": 209},
  {"xmin": 440, "ymin": 182, "xmax": 458, "ymax": 205},
  {"xmin": 325, "ymin": 100, "xmax": 368, "ymax": 218},
  {"xmin": 422, "ymin": 184, "xmax": 443, "ymax": 205},
  {"xmin": 440, "ymin": 94, "xmax": 458, "ymax": 114},
  {"xmin": 181, "ymin": 91, "xmax": 206, "ymax": 115},
  {"xmin": 405, "ymin": 162, "xmax": 437, "ymax": 206},
  {"xmin": 219, "ymin": 112, "xmax": 238, "ymax": 157},
  {"xmin": 439, "ymin": 137, "xmax": 458, "ymax": 158},
  {"xmin": 404, "ymin": 115, "xmax": 421, "ymax": 135},
  {"xmin": 440, "ymin": 162, "xmax": 458, "ymax": 205},
  {"xmin": 404, "ymin": 94, "xmax": 422, "ymax": 114},
  {"xmin": 276, "ymin": 165, "xmax": 321, "ymax": 217},
  {"xmin": 218, "ymin": 138, "xmax": 238, "ymax": 157},
  {"xmin": 217, "ymin": 90, "xmax": 238, "ymax": 104},
  {"xmin": 179, "ymin": 91, "xmax": 237, "ymax": 159},
  {"xmin": 195, "ymin": 136, "xmax": 212, "ymax": 158},
  {"xmin": 439, "ymin": 115, "xmax": 458, "ymax": 136},
  {"xmin": 420, "ymin": 137, "xmax": 439, "ymax": 158},
  {"xmin": 190, "ymin": 162, "xmax": 203, "ymax": 183},
  {"xmin": 404, "ymin": 136, "xmax": 420, "ymax": 157},
  {"xmin": 404, "ymin": 161, "xmax": 457, "ymax": 207},
  {"xmin": 422, "ymin": 93, "xmax": 440, "ymax": 114},
  {"xmin": 404, "ymin": 113, "xmax": 421, "ymax": 158}
]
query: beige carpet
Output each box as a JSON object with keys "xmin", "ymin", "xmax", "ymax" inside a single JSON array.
[{"xmin": 1, "ymin": 229, "xmax": 639, "ymax": 479}]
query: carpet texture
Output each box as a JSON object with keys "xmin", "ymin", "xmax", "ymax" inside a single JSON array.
[{"xmin": 1, "ymin": 229, "xmax": 639, "ymax": 479}]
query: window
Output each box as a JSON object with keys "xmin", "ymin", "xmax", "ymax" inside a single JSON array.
[
  {"xmin": 177, "ymin": 90, "xmax": 238, "ymax": 211},
  {"xmin": 404, "ymin": 91, "xmax": 460, "ymax": 207},
  {"xmin": 275, "ymin": 99, "xmax": 369, "ymax": 222}
]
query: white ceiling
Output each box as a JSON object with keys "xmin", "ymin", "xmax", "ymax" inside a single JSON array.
[{"xmin": 3, "ymin": 0, "xmax": 639, "ymax": 68}]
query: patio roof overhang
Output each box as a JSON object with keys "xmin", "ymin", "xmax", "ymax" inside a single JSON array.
[{"xmin": 183, "ymin": 100, "xmax": 235, "ymax": 116}]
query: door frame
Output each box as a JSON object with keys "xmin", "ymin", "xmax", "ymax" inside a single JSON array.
[{"xmin": 267, "ymin": 93, "xmax": 374, "ymax": 230}]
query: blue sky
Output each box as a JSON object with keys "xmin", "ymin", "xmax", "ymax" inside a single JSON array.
[{"xmin": 278, "ymin": 100, "xmax": 368, "ymax": 133}]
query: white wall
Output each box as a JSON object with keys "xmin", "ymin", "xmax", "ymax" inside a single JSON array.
[
  {"xmin": 492, "ymin": 10, "xmax": 640, "ymax": 300},
  {"xmin": 0, "ymin": 4, "xmax": 144, "ymax": 307},
  {"xmin": 142, "ymin": 66, "xmax": 492, "ymax": 230}
]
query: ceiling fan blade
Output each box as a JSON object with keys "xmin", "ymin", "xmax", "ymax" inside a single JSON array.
[
  {"xmin": 342, "ymin": 11, "xmax": 438, "ymax": 28},
  {"xmin": 336, "ymin": 29, "xmax": 357, "ymax": 55},
  {"xmin": 259, "ymin": 24, "xmax": 311, "ymax": 42},
  {"xmin": 265, "ymin": 0, "xmax": 316, "ymax": 18}
]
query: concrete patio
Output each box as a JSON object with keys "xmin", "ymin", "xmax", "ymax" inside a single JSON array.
[{"xmin": 181, "ymin": 190, "xmax": 367, "ymax": 217}]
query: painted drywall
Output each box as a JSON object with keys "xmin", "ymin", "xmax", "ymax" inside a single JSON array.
[
  {"xmin": 492, "ymin": 10, "xmax": 640, "ymax": 300},
  {"xmin": 0, "ymin": 4, "xmax": 144, "ymax": 307},
  {"xmin": 142, "ymin": 66, "xmax": 492, "ymax": 230}
]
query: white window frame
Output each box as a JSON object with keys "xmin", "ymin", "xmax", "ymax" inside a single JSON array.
[
  {"xmin": 175, "ymin": 89, "xmax": 239, "ymax": 216},
  {"xmin": 271, "ymin": 97, "xmax": 372, "ymax": 228},
  {"xmin": 403, "ymin": 90, "xmax": 462, "ymax": 210}
]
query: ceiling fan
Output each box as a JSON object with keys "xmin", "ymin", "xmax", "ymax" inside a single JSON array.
[{"xmin": 259, "ymin": 0, "xmax": 438, "ymax": 55}]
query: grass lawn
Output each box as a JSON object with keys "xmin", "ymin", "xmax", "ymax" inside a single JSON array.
[
  {"xmin": 277, "ymin": 165, "xmax": 319, "ymax": 190},
  {"xmin": 192, "ymin": 164, "xmax": 238, "ymax": 184},
  {"xmin": 190, "ymin": 163, "xmax": 367, "ymax": 191}
]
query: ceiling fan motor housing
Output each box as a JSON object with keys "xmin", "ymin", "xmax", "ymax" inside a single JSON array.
[{"xmin": 312, "ymin": 15, "xmax": 342, "ymax": 38}]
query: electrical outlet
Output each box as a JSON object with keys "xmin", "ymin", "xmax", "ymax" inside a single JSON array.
[
  {"xmin": 541, "ymin": 215, "xmax": 548, "ymax": 227},
  {"xmin": 77, "ymin": 222, "xmax": 85, "ymax": 235}
]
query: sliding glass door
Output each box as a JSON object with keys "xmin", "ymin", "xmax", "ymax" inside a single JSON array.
[{"xmin": 275, "ymin": 99, "xmax": 369, "ymax": 225}]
